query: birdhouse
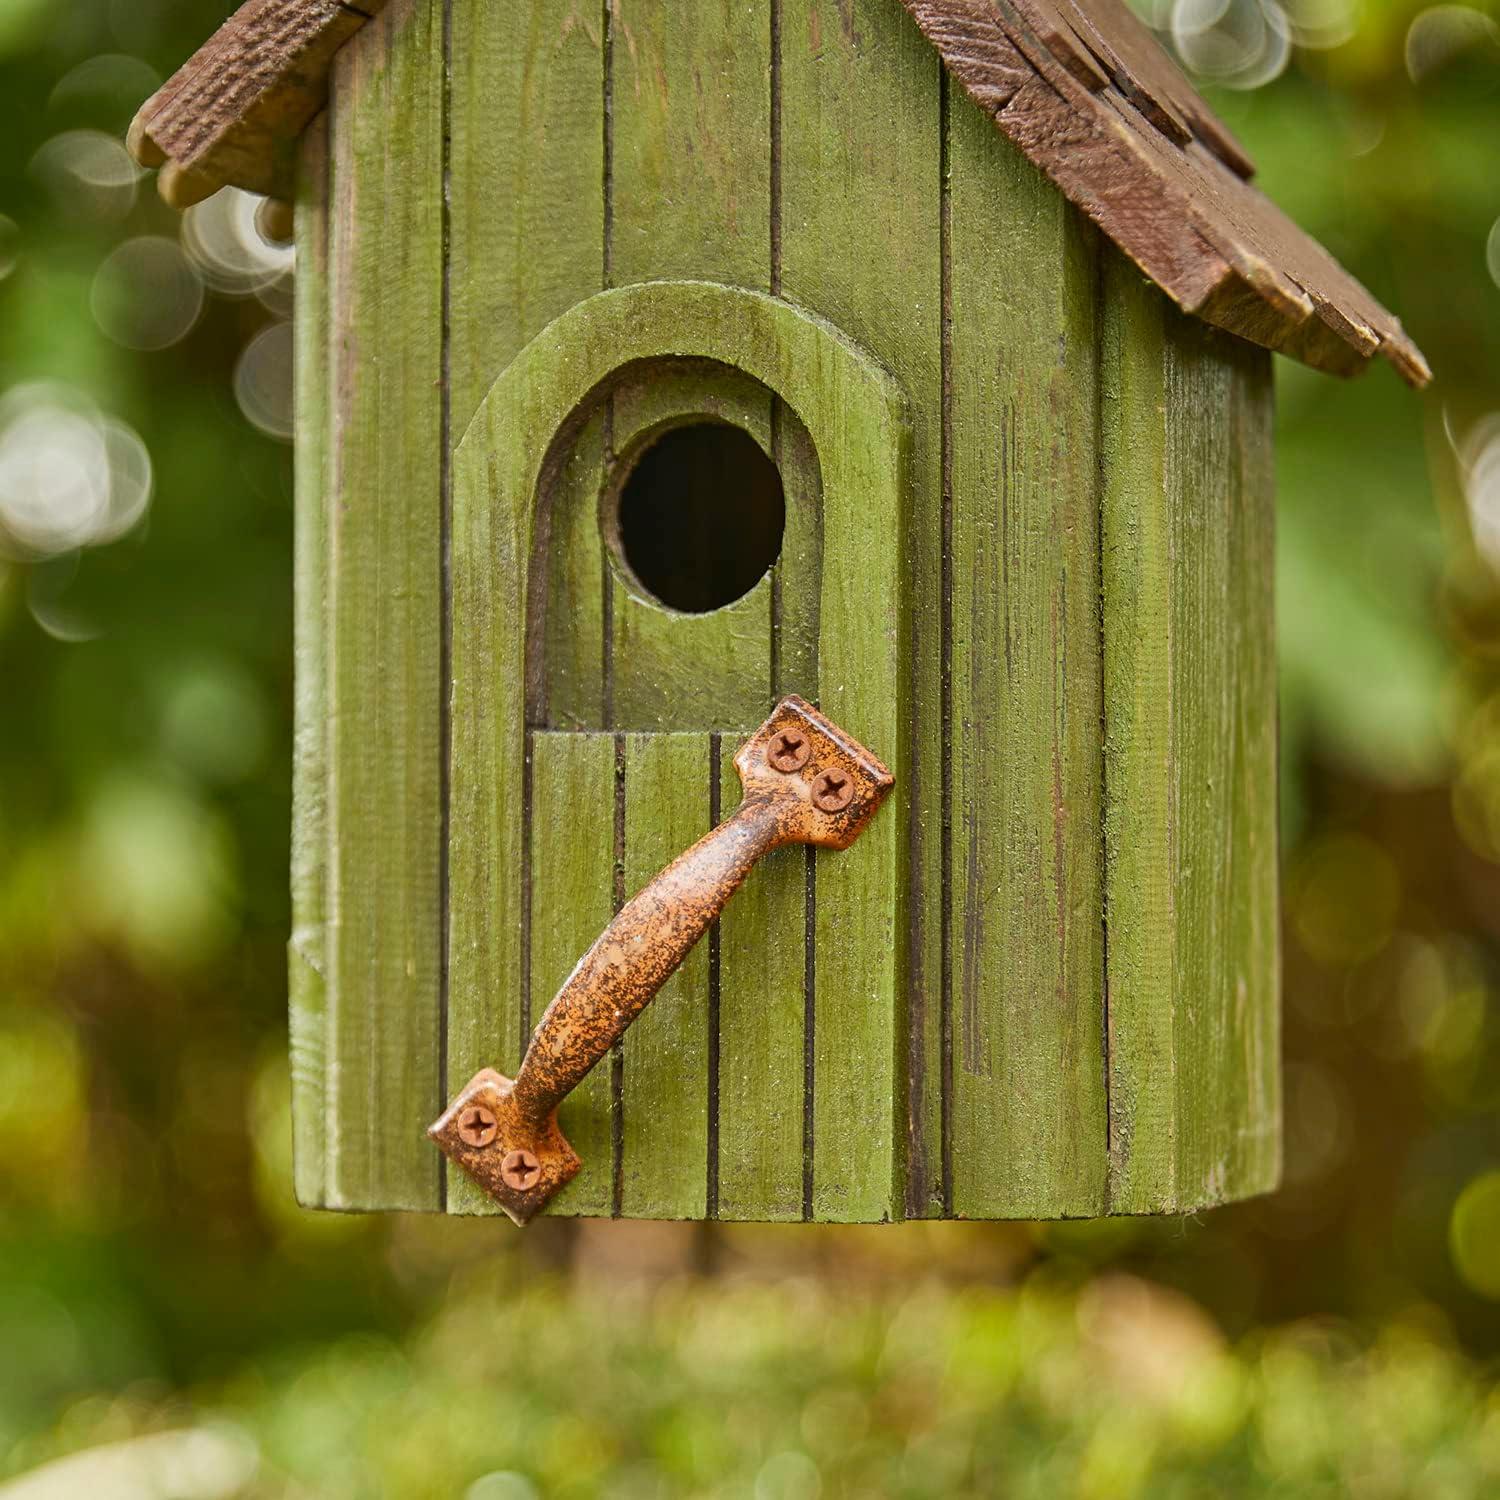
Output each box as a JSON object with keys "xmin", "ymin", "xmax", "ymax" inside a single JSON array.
[{"xmin": 133, "ymin": 0, "xmax": 1427, "ymax": 1223}]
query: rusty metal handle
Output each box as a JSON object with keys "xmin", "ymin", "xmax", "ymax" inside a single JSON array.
[{"xmin": 429, "ymin": 695, "xmax": 894, "ymax": 1224}]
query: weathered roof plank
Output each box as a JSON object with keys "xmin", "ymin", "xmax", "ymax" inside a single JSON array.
[{"xmin": 126, "ymin": 0, "xmax": 1428, "ymax": 384}]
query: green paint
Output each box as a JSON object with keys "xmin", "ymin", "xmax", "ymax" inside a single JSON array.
[
  {"xmin": 947, "ymin": 89, "xmax": 1107, "ymax": 1219},
  {"xmin": 716, "ymin": 746, "xmax": 807, "ymax": 1220},
  {"xmin": 620, "ymin": 734, "xmax": 714, "ymax": 1218},
  {"xmin": 448, "ymin": 280, "xmax": 907, "ymax": 1222},
  {"xmin": 289, "ymin": 113, "xmax": 330, "ymax": 1209},
  {"xmin": 323, "ymin": 0, "xmax": 444, "ymax": 1211},
  {"xmin": 530, "ymin": 732, "xmax": 616, "ymax": 1217},
  {"xmin": 300, "ymin": 0, "xmax": 1281, "ymax": 1220}
]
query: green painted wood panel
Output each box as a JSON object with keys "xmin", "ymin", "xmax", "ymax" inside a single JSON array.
[
  {"xmin": 946, "ymin": 88, "xmax": 1107, "ymax": 1219},
  {"xmin": 444, "ymin": 0, "xmax": 606, "ymax": 1214},
  {"xmin": 619, "ymin": 734, "xmax": 714, "ymax": 1218},
  {"xmin": 607, "ymin": 369, "xmax": 775, "ymax": 733},
  {"xmin": 716, "ymin": 741, "xmax": 807, "ymax": 1220},
  {"xmin": 323, "ymin": 0, "xmax": 444, "ymax": 1210},
  {"xmin": 1100, "ymin": 249, "xmax": 1281, "ymax": 1212},
  {"xmin": 780, "ymin": 0, "xmax": 934, "ymax": 1222},
  {"xmin": 1166, "ymin": 306, "xmax": 1280, "ymax": 1207},
  {"xmin": 610, "ymin": 0, "xmax": 771, "ymax": 289},
  {"xmin": 447, "ymin": 0, "xmax": 604, "ymax": 432},
  {"xmin": 449, "ymin": 281, "xmax": 906, "ymax": 1223},
  {"xmin": 289, "ymin": 112, "xmax": 330, "ymax": 1208},
  {"xmin": 529, "ymin": 732, "xmax": 617, "ymax": 1216}
]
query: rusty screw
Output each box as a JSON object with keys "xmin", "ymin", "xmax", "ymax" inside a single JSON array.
[
  {"xmin": 501, "ymin": 1148, "xmax": 541, "ymax": 1191},
  {"xmin": 767, "ymin": 730, "xmax": 811, "ymax": 773},
  {"xmin": 458, "ymin": 1105, "xmax": 498, "ymax": 1147},
  {"xmin": 812, "ymin": 770, "xmax": 855, "ymax": 813}
]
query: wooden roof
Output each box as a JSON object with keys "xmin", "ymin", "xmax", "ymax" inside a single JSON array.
[{"xmin": 128, "ymin": 0, "xmax": 1429, "ymax": 385}]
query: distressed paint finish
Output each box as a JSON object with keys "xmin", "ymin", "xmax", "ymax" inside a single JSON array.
[
  {"xmin": 946, "ymin": 86, "xmax": 1107, "ymax": 1218},
  {"xmin": 299, "ymin": 0, "xmax": 1282, "ymax": 1220},
  {"xmin": 448, "ymin": 281, "xmax": 907, "ymax": 1221},
  {"xmin": 619, "ymin": 733, "xmax": 715, "ymax": 1219},
  {"xmin": 1100, "ymin": 247, "xmax": 1280, "ymax": 1212},
  {"xmin": 322, "ymin": 0, "xmax": 444, "ymax": 1210},
  {"xmin": 289, "ymin": 112, "xmax": 330, "ymax": 1207},
  {"xmin": 780, "ymin": 0, "xmax": 941, "ymax": 1221}
]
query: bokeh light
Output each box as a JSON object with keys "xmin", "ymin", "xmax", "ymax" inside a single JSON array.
[
  {"xmin": 0, "ymin": 383, "xmax": 152, "ymax": 559},
  {"xmin": 181, "ymin": 186, "xmax": 293, "ymax": 297},
  {"xmin": 90, "ymin": 234, "xmax": 204, "ymax": 351},
  {"xmin": 28, "ymin": 128, "xmax": 137, "ymax": 222},
  {"xmin": 1405, "ymin": 5, "xmax": 1500, "ymax": 84},
  {"xmin": 233, "ymin": 320, "xmax": 294, "ymax": 441},
  {"xmin": 1449, "ymin": 1173, "xmax": 1500, "ymax": 1299}
]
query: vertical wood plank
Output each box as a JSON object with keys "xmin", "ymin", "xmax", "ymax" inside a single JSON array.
[
  {"xmin": 324, "ymin": 0, "xmax": 445, "ymax": 1210},
  {"xmin": 290, "ymin": 112, "xmax": 330, "ymax": 1208},
  {"xmin": 780, "ymin": 0, "xmax": 936, "ymax": 1221},
  {"xmin": 1101, "ymin": 257, "xmax": 1281, "ymax": 1213},
  {"xmin": 1166, "ymin": 312, "xmax": 1280, "ymax": 1206},
  {"xmin": 530, "ymin": 732, "xmax": 618, "ymax": 1216},
  {"xmin": 610, "ymin": 0, "xmax": 771, "ymax": 289},
  {"xmin": 1230, "ymin": 345, "xmax": 1281, "ymax": 1200},
  {"xmin": 445, "ymin": 0, "xmax": 605, "ymax": 1213},
  {"xmin": 1099, "ymin": 253, "xmax": 1177, "ymax": 1212},
  {"xmin": 716, "ymin": 745, "xmax": 807, "ymax": 1220},
  {"xmin": 447, "ymin": 0, "xmax": 605, "ymax": 433},
  {"xmin": 947, "ymin": 87, "xmax": 1107, "ymax": 1218},
  {"xmin": 619, "ymin": 734, "xmax": 713, "ymax": 1218}
]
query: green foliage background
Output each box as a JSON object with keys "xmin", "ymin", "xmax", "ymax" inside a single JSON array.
[{"xmin": 1, "ymin": 1, "xmax": 1498, "ymax": 1494}]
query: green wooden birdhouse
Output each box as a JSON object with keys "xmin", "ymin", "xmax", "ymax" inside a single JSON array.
[{"xmin": 132, "ymin": 0, "xmax": 1427, "ymax": 1223}]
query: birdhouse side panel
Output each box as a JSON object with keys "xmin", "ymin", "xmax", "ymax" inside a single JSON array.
[
  {"xmin": 1100, "ymin": 251, "xmax": 1282, "ymax": 1214},
  {"xmin": 290, "ymin": 0, "xmax": 448, "ymax": 1211}
]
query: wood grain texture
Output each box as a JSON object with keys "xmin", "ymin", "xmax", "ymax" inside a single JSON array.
[
  {"xmin": 1099, "ymin": 247, "xmax": 1281, "ymax": 1212},
  {"xmin": 619, "ymin": 734, "xmax": 714, "ymax": 1218},
  {"xmin": 323, "ymin": 0, "xmax": 443, "ymax": 1210},
  {"xmin": 529, "ymin": 732, "xmax": 617, "ymax": 1216},
  {"xmin": 289, "ymin": 111, "xmax": 330, "ymax": 1207},
  {"xmin": 898, "ymin": 0, "xmax": 1427, "ymax": 384},
  {"xmin": 1165, "ymin": 299, "xmax": 1280, "ymax": 1205},
  {"xmin": 947, "ymin": 85, "xmax": 1107, "ymax": 1219},
  {"xmin": 443, "ymin": 0, "xmax": 606, "ymax": 1215},
  {"xmin": 449, "ymin": 281, "xmax": 906, "ymax": 1222},
  {"xmin": 139, "ymin": 0, "xmax": 1422, "ymax": 380},
  {"xmin": 716, "ymin": 743, "xmax": 808, "ymax": 1219},
  {"xmin": 780, "ymin": 0, "xmax": 938, "ymax": 1219},
  {"xmin": 130, "ymin": 0, "xmax": 384, "ymax": 202}
]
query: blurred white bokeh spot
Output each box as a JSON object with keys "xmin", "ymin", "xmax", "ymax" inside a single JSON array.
[
  {"xmin": 1487, "ymin": 217, "xmax": 1500, "ymax": 291},
  {"xmin": 0, "ymin": 383, "xmax": 152, "ymax": 558},
  {"xmin": 233, "ymin": 321, "xmax": 294, "ymax": 441},
  {"xmin": 182, "ymin": 186, "xmax": 293, "ymax": 297},
  {"xmin": 0, "ymin": 1426, "xmax": 258, "ymax": 1500},
  {"xmin": 48, "ymin": 52, "xmax": 160, "ymax": 124},
  {"xmin": 1459, "ymin": 412, "xmax": 1500, "ymax": 573},
  {"xmin": 1171, "ymin": 0, "xmax": 1292, "ymax": 87},
  {"xmin": 1405, "ymin": 5, "xmax": 1500, "ymax": 83},
  {"xmin": 91, "ymin": 235, "xmax": 205, "ymax": 350},
  {"xmin": 28, "ymin": 128, "xmax": 138, "ymax": 222}
]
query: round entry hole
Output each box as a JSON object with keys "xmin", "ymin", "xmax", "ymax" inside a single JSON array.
[{"xmin": 612, "ymin": 421, "xmax": 785, "ymax": 614}]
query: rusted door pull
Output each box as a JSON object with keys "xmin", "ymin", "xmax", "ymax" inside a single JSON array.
[{"xmin": 429, "ymin": 696, "xmax": 894, "ymax": 1223}]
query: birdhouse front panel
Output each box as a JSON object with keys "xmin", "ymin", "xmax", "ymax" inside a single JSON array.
[{"xmin": 129, "ymin": 0, "xmax": 1422, "ymax": 1221}]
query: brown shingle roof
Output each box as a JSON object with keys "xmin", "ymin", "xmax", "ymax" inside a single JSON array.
[{"xmin": 129, "ymin": 0, "xmax": 1428, "ymax": 385}]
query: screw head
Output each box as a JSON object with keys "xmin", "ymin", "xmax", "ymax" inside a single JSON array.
[
  {"xmin": 457, "ymin": 1104, "xmax": 498, "ymax": 1148},
  {"xmin": 812, "ymin": 770, "xmax": 855, "ymax": 813},
  {"xmin": 767, "ymin": 730, "xmax": 811, "ymax": 773},
  {"xmin": 501, "ymin": 1148, "xmax": 541, "ymax": 1191}
]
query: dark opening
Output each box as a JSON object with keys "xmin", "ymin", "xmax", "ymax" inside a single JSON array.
[{"xmin": 613, "ymin": 421, "xmax": 785, "ymax": 613}]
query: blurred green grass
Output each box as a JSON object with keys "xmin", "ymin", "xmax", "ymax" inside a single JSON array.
[{"xmin": 2, "ymin": 0, "xmax": 1499, "ymax": 1494}]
